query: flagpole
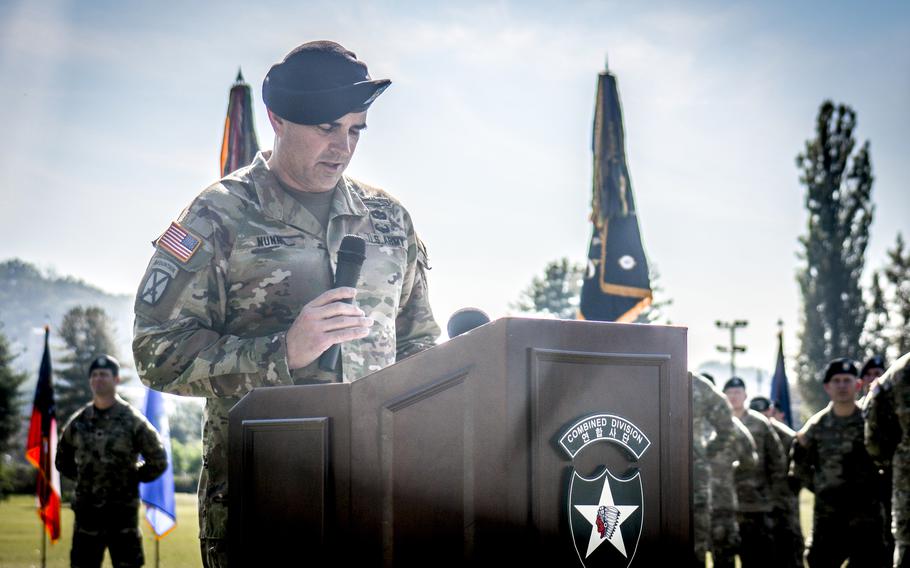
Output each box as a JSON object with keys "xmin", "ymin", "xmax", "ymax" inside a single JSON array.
[
  {"xmin": 40, "ymin": 516, "xmax": 46, "ymax": 568},
  {"xmin": 155, "ymin": 537, "xmax": 160, "ymax": 568}
]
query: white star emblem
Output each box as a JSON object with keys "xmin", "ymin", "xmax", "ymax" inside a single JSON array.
[{"xmin": 574, "ymin": 474, "xmax": 639, "ymax": 558}]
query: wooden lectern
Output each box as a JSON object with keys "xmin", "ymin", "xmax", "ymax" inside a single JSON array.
[{"xmin": 228, "ymin": 318, "xmax": 689, "ymax": 566}]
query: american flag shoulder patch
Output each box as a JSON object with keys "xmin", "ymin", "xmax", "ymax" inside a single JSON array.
[{"xmin": 157, "ymin": 221, "xmax": 202, "ymax": 263}]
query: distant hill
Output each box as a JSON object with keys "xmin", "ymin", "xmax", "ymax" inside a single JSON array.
[{"xmin": 0, "ymin": 259, "xmax": 135, "ymax": 383}]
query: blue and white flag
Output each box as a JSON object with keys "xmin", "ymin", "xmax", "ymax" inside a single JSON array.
[
  {"xmin": 140, "ymin": 387, "xmax": 177, "ymax": 538},
  {"xmin": 769, "ymin": 331, "xmax": 793, "ymax": 428}
]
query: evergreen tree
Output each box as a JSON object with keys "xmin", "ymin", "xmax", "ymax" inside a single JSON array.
[
  {"xmin": 883, "ymin": 232, "xmax": 910, "ymax": 357},
  {"xmin": 56, "ymin": 306, "xmax": 119, "ymax": 423},
  {"xmin": 513, "ymin": 258, "xmax": 671, "ymax": 323},
  {"xmin": 795, "ymin": 101, "xmax": 874, "ymax": 413},
  {"xmin": 511, "ymin": 258, "xmax": 584, "ymax": 320},
  {"xmin": 0, "ymin": 325, "xmax": 27, "ymax": 498},
  {"xmin": 634, "ymin": 265, "xmax": 672, "ymax": 325},
  {"xmin": 861, "ymin": 271, "xmax": 890, "ymax": 360}
]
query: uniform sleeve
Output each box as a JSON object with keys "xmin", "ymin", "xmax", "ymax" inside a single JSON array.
[
  {"xmin": 864, "ymin": 378, "xmax": 899, "ymax": 463},
  {"xmin": 395, "ymin": 230, "xmax": 440, "ymax": 360},
  {"xmin": 704, "ymin": 387, "xmax": 735, "ymax": 458},
  {"xmin": 55, "ymin": 419, "xmax": 77, "ymax": 480},
  {"xmin": 790, "ymin": 425, "xmax": 815, "ymax": 493},
  {"xmin": 732, "ymin": 418, "xmax": 758, "ymax": 470},
  {"xmin": 133, "ymin": 203, "xmax": 294, "ymax": 399},
  {"xmin": 135, "ymin": 415, "xmax": 168, "ymax": 483},
  {"xmin": 763, "ymin": 421, "xmax": 790, "ymax": 509}
]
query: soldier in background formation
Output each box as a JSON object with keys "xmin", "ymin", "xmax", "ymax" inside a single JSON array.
[
  {"xmin": 709, "ymin": 409, "xmax": 757, "ymax": 568},
  {"xmin": 690, "ymin": 371, "xmax": 736, "ymax": 566},
  {"xmin": 861, "ymin": 355, "xmax": 895, "ymax": 561},
  {"xmin": 56, "ymin": 355, "xmax": 167, "ymax": 568},
  {"xmin": 864, "ymin": 352, "xmax": 910, "ymax": 567},
  {"xmin": 792, "ymin": 358, "xmax": 888, "ymax": 567},
  {"xmin": 722, "ymin": 376, "xmax": 789, "ymax": 566},
  {"xmin": 861, "ymin": 355, "xmax": 888, "ymax": 402},
  {"xmin": 750, "ymin": 395, "xmax": 804, "ymax": 567}
]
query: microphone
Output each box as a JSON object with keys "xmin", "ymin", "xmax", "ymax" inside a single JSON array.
[
  {"xmin": 319, "ymin": 235, "xmax": 367, "ymax": 372},
  {"xmin": 446, "ymin": 308, "xmax": 490, "ymax": 339}
]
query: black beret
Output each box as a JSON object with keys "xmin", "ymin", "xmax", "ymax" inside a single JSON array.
[
  {"xmin": 749, "ymin": 396, "xmax": 771, "ymax": 412},
  {"xmin": 861, "ymin": 355, "xmax": 886, "ymax": 377},
  {"xmin": 723, "ymin": 377, "xmax": 746, "ymax": 391},
  {"xmin": 88, "ymin": 355, "xmax": 120, "ymax": 377},
  {"xmin": 700, "ymin": 372, "xmax": 715, "ymax": 386},
  {"xmin": 263, "ymin": 40, "xmax": 391, "ymax": 125},
  {"xmin": 823, "ymin": 358, "xmax": 858, "ymax": 383}
]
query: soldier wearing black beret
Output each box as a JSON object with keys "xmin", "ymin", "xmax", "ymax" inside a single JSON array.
[
  {"xmin": 860, "ymin": 355, "xmax": 887, "ymax": 401},
  {"xmin": 133, "ymin": 40, "xmax": 439, "ymax": 568},
  {"xmin": 56, "ymin": 356, "xmax": 167, "ymax": 568},
  {"xmin": 791, "ymin": 358, "xmax": 888, "ymax": 566},
  {"xmin": 722, "ymin": 377, "xmax": 790, "ymax": 567}
]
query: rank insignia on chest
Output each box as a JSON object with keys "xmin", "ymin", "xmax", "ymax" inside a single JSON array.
[{"xmin": 157, "ymin": 222, "xmax": 202, "ymax": 263}]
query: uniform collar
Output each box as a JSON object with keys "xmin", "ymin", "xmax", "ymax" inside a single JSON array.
[
  {"xmin": 84, "ymin": 394, "xmax": 128, "ymax": 420},
  {"xmin": 248, "ymin": 151, "xmax": 368, "ymax": 235}
]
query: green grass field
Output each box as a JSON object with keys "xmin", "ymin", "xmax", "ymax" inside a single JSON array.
[
  {"xmin": 0, "ymin": 494, "xmax": 202, "ymax": 568},
  {"xmin": 1, "ymin": 490, "xmax": 817, "ymax": 567}
]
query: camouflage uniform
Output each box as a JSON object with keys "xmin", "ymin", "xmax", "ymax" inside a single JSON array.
[
  {"xmin": 733, "ymin": 409, "xmax": 788, "ymax": 567},
  {"xmin": 792, "ymin": 403, "xmax": 887, "ymax": 567},
  {"xmin": 865, "ymin": 352, "xmax": 910, "ymax": 567},
  {"xmin": 133, "ymin": 151, "xmax": 439, "ymax": 567},
  {"xmin": 56, "ymin": 395, "xmax": 167, "ymax": 568},
  {"xmin": 769, "ymin": 418, "xmax": 805, "ymax": 567},
  {"xmin": 709, "ymin": 416, "xmax": 757, "ymax": 568},
  {"xmin": 690, "ymin": 373, "xmax": 736, "ymax": 565}
]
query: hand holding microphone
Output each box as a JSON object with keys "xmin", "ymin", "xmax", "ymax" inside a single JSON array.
[{"xmin": 285, "ymin": 235, "xmax": 370, "ymax": 371}]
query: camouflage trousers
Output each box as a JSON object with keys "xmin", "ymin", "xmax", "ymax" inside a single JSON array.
[
  {"xmin": 693, "ymin": 496, "xmax": 710, "ymax": 564},
  {"xmin": 201, "ymin": 538, "xmax": 228, "ymax": 568},
  {"xmin": 709, "ymin": 509, "xmax": 740, "ymax": 568},
  {"xmin": 806, "ymin": 511, "xmax": 886, "ymax": 568},
  {"xmin": 771, "ymin": 504, "xmax": 805, "ymax": 568},
  {"xmin": 71, "ymin": 507, "xmax": 143, "ymax": 568},
  {"xmin": 895, "ymin": 485, "xmax": 909, "ymax": 568},
  {"xmin": 736, "ymin": 511, "xmax": 773, "ymax": 567},
  {"xmin": 692, "ymin": 458, "xmax": 710, "ymax": 565}
]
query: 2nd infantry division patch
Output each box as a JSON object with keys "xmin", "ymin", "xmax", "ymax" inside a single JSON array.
[{"xmin": 560, "ymin": 413, "xmax": 649, "ymax": 567}]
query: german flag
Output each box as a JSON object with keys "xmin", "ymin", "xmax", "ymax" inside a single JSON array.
[
  {"xmin": 220, "ymin": 69, "xmax": 260, "ymax": 177},
  {"xmin": 579, "ymin": 67, "xmax": 652, "ymax": 322},
  {"xmin": 25, "ymin": 327, "xmax": 61, "ymax": 542}
]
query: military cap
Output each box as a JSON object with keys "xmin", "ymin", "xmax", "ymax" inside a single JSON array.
[
  {"xmin": 722, "ymin": 377, "xmax": 746, "ymax": 392},
  {"xmin": 860, "ymin": 355, "xmax": 886, "ymax": 377},
  {"xmin": 263, "ymin": 40, "xmax": 391, "ymax": 125},
  {"xmin": 700, "ymin": 372, "xmax": 716, "ymax": 386},
  {"xmin": 822, "ymin": 357, "xmax": 858, "ymax": 383},
  {"xmin": 88, "ymin": 354, "xmax": 120, "ymax": 377},
  {"xmin": 749, "ymin": 396, "xmax": 771, "ymax": 412}
]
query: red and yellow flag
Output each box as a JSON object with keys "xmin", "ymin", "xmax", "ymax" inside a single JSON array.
[
  {"xmin": 220, "ymin": 69, "xmax": 260, "ymax": 177},
  {"xmin": 25, "ymin": 327, "xmax": 61, "ymax": 542}
]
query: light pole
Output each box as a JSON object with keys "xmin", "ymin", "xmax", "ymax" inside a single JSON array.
[{"xmin": 716, "ymin": 319, "xmax": 748, "ymax": 379}]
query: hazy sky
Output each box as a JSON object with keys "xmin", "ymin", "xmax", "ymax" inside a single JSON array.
[{"xmin": 1, "ymin": 0, "xmax": 907, "ymax": 380}]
